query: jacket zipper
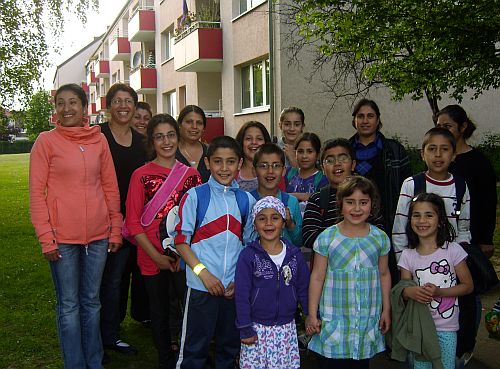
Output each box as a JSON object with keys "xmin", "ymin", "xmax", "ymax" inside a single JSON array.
[
  {"xmin": 79, "ymin": 145, "xmax": 88, "ymax": 244},
  {"xmin": 222, "ymin": 186, "xmax": 229, "ymax": 282},
  {"xmin": 274, "ymin": 264, "xmax": 280, "ymax": 324}
]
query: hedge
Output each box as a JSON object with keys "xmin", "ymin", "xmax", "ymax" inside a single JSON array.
[{"xmin": 0, "ymin": 141, "xmax": 34, "ymax": 154}]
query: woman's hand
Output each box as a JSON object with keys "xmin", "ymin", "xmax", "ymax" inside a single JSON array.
[
  {"xmin": 108, "ymin": 242, "xmax": 122, "ymax": 253},
  {"xmin": 241, "ymin": 335, "xmax": 257, "ymax": 345},
  {"xmin": 154, "ymin": 254, "xmax": 176, "ymax": 272},
  {"xmin": 305, "ymin": 315, "xmax": 321, "ymax": 335},
  {"xmin": 44, "ymin": 249, "xmax": 61, "ymax": 262}
]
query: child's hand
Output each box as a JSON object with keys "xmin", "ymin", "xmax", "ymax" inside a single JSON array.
[
  {"xmin": 403, "ymin": 286, "xmax": 433, "ymax": 304},
  {"xmin": 199, "ymin": 269, "xmax": 225, "ymax": 296},
  {"xmin": 224, "ymin": 282, "xmax": 235, "ymax": 299},
  {"xmin": 379, "ymin": 309, "xmax": 391, "ymax": 334},
  {"xmin": 424, "ymin": 283, "xmax": 441, "ymax": 297},
  {"xmin": 241, "ymin": 335, "xmax": 257, "ymax": 345},
  {"xmin": 305, "ymin": 315, "xmax": 321, "ymax": 335}
]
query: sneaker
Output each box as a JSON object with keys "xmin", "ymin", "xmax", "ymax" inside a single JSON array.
[
  {"xmin": 105, "ymin": 340, "xmax": 138, "ymax": 355},
  {"xmin": 461, "ymin": 352, "xmax": 473, "ymax": 366},
  {"xmin": 298, "ymin": 334, "xmax": 312, "ymax": 351}
]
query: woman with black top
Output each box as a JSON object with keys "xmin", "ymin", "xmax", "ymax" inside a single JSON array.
[
  {"xmin": 175, "ymin": 105, "xmax": 210, "ymax": 183},
  {"xmin": 437, "ymin": 104, "xmax": 498, "ymax": 364},
  {"xmin": 99, "ymin": 84, "xmax": 148, "ymax": 356}
]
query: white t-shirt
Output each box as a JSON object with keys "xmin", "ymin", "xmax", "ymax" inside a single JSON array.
[
  {"xmin": 269, "ymin": 242, "xmax": 286, "ymax": 269},
  {"xmin": 398, "ymin": 242, "xmax": 467, "ymax": 331}
]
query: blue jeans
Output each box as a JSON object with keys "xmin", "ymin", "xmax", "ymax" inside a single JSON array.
[{"xmin": 50, "ymin": 240, "xmax": 108, "ymax": 369}]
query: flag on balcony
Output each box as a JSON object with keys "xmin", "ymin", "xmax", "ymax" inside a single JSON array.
[{"xmin": 180, "ymin": 0, "xmax": 189, "ymax": 26}]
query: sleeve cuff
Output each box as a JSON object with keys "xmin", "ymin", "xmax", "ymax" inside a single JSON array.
[{"xmin": 239, "ymin": 326, "xmax": 257, "ymax": 339}]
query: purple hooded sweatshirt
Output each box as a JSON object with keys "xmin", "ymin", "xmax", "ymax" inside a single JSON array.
[{"xmin": 235, "ymin": 238, "xmax": 310, "ymax": 339}]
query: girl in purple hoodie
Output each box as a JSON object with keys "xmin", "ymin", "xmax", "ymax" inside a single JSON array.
[{"xmin": 235, "ymin": 196, "xmax": 310, "ymax": 369}]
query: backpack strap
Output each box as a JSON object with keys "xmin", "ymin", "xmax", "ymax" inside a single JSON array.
[
  {"xmin": 194, "ymin": 183, "xmax": 211, "ymax": 230},
  {"xmin": 319, "ymin": 186, "xmax": 331, "ymax": 218},
  {"xmin": 234, "ymin": 190, "xmax": 249, "ymax": 231},
  {"xmin": 280, "ymin": 192, "xmax": 289, "ymax": 207},
  {"xmin": 286, "ymin": 167, "xmax": 299, "ymax": 184},
  {"xmin": 412, "ymin": 172, "xmax": 427, "ymax": 198},
  {"xmin": 453, "ymin": 175, "xmax": 466, "ymax": 217},
  {"xmin": 313, "ymin": 171, "xmax": 324, "ymax": 190},
  {"xmin": 249, "ymin": 189, "xmax": 260, "ymax": 202}
]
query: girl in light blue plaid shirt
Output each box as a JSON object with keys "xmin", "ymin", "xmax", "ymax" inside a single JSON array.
[{"xmin": 305, "ymin": 176, "xmax": 392, "ymax": 369}]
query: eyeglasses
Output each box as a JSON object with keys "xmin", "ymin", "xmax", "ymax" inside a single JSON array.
[
  {"xmin": 152, "ymin": 132, "xmax": 177, "ymax": 142},
  {"xmin": 323, "ymin": 154, "xmax": 351, "ymax": 165},
  {"xmin": 111, "ymin": 98, "xmax": 135, "ymax": 106},
  {"xmin": 255, "ymin": 163, "xmax": 284, "ymax": 171}
]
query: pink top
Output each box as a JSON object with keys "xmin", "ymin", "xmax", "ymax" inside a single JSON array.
[{"xmin": 29, "ymin": 123, "xmax": 122, "ymax": 253}]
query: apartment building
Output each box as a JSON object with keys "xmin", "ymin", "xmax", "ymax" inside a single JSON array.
[{"xmin": 58, "ymin": 0, "xmax": 498, "ymax": 145}]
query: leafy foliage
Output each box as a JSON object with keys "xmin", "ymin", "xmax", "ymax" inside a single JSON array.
[
  {"xmin": 24, "ymin": 90, "xmax": 53, "ymax": 141},
  {"xmin": 0, "ymin": 0, "xmax": 98, "ymax": 109},
  {"xmin": 280, "ymin": 0, "xmax": 500, "ymax": 115}
]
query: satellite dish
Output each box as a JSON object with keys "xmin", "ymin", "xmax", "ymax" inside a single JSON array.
[{"xmin": 132, "ymin": 51, "xmax": 142, "ymax": 69}]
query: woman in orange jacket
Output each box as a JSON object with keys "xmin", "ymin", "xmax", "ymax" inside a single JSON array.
[{"xmin": 29, "ymin": 83, "xmax": 122, "ymax": 369}]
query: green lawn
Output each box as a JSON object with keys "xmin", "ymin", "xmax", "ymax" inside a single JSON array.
[{"xmin": 1, "ymin": 153, "xmax": 499, "ymax": 368}]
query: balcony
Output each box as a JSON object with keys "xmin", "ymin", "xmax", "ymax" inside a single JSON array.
[
  {"xmin": 95, "ymin": 60, "xmax": 110, "ymax": 78},
  {"xmin": 128, "ymin": 9, "xmax": 155, "ymax": 42},
  {"xmin": 96, "ymin": 96, "xmax": 107, "ymax": 111},
  {"xmin": 110, "ymin": 37, "xmax": 131, "ymax": 62},
  {"xmin": 174, "ymin": 22, "xmax": 223, "ymax": 72},
  {"xmin": 130, "ymin": 67, "xmax": 157, "ymax": 94},
  {"xmin": 202, "ymin": 117, "xmax": 224, "ymax": 143},
  {"xmin": 87, "ymin": 70, "xmax": 97, "ymax": 86},
  {"xmin": 88, "ymin": 102, "xmax": 97, "ymax": 115},
  {"xmin": 80, "ymin": 82, "xmax": 89, "ymax": 94}
]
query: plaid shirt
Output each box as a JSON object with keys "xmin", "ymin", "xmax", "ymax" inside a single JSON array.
[{"xmin": 309, "ymin": 224, "xmax": 390, "ymax": 359}]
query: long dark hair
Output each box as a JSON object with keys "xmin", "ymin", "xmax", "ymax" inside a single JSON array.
[
  {"xmin": 436, "ymin": 104, "xmax": 477, "ymax": 139},
  {"xmin": 351, "ymin": 98, "xmax": 382, "ymax": 130},
  {"xmin": 406, "ymin": 192, "xmax": 456, "ymax": 249},
  {"xmin": 177, "ymin": 104, "xmax": 207, "ymax": 128}
]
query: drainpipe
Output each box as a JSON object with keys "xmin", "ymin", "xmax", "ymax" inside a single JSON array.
[{"xmin": 268, "ymin": 0, "xmax": 275, "ymax": 140}]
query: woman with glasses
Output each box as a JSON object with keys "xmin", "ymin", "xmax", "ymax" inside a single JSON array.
[
  {"xmin": 99, "ymin": 84, "xmax": 148, "ymax": 356},
  {"xmin": 29, "ymin": 83, "xmax": 122, "ymax": 368}
]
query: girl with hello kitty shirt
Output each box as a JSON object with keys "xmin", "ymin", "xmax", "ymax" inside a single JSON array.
[{"xmin": 398, "ymin": 193, "xmax": 473, "ymax": 369}]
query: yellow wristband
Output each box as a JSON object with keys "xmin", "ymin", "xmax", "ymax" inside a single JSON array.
[{"xmin": 193, "ymin": 263, "xmax": 206, "ymax": 276}]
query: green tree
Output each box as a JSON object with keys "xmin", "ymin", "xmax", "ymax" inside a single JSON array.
[
  {"xmin": 0, "ymin": 0, "xmax": 98, "ymax": 109},
  {"xmin": 25, "ymin": 91, "xmax": 53, "ymax": 141},
  {"xmin": 281, "ymin": 0, "xmax": 500, "ymax": 115}
]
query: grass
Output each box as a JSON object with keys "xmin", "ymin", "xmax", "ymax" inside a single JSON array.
[{"xmin": 0, "ymin": 153, "xmax": 499, "ymax": 368}]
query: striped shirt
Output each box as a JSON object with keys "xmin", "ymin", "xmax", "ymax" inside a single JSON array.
[
  {"xmin": 308, "ymin": 224, "xmax": 390, "ymax": 359},
  {"xmin": 391, "ymin": 174, "xmax": 471, "ymax": 261}
]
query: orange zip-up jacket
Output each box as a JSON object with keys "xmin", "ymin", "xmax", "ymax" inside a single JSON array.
[{"xmin": 29, "ymin": 122, "xmax": 122, "ymax": 254}]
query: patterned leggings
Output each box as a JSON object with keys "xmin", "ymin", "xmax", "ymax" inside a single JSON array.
[{"xmin": 414, "ymin": 331, "xmax": 457, "ymax": 369}]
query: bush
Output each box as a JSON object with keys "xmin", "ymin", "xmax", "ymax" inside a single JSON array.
[{"xmin": 0, "ymin": 140, "xmax": 33, "ymax": 154}]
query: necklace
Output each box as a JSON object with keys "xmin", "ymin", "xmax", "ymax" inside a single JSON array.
[{"xmin": 181, "ymin": 143, "xmax": 197, "ymax": 166}]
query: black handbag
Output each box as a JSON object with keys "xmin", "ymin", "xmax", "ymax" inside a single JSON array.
[{"xmin": 461, "ymin": 243, "xmax": 499, "ymax": 294}]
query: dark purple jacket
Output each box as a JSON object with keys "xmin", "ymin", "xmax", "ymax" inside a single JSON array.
[{"xmin": 235, "ymin": 238, "xmax": 310, "ymax": 339}]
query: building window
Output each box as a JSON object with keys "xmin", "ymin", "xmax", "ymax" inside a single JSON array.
[
  {"xmin": 239, "ymin": 0, "xmax": 266, "ymax": 15},
  {"xmin": 111, "ymin": 72, "xmax": 118, "ymax": 85},
  {"xmin": 163, "ymin": 91, "xmax": 177, "ymax": 117},
  {"xmin": 161, "ymin": 27, "xmax": 174, "ymax": 62},
  {"xmin": 241, "ymin": 59, "xmax": 269, "ymax": 110}
]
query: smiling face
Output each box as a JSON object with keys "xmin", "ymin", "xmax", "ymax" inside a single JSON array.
[
  {"xmin": 179, "ymin": 111, "xmax": 205, "ymax": 143},
  {"xmin": 421, "ymin": 134, "xmax": 455, "ymax": 180},
  {"xmin": 131, "ymin": 107, "xmax": 152, "ymax": 135},
  {"xmin": 322, "ymin": 146, "xmax": 356, "ymax": 188},
  {"xmin": 205, "ymin": 148, "xmax": 242, "ymax": 186},
  {"xmin": 109, "ymin": 91, "xmax": 135, "ymax": 126},
  {"xmin": 254, "ymin": 208, "xmax": 285, "ymax": 243},
  {"xmin": 152, "ymin": 122, "xmax": 178, "ymax": 161},
  {"xmin": 242, "ymin": 127, "xmax": 266, "ymax": 161},
  {"xmin": 55, "ymin": 90, "xmax": 85, "ymax": 127},
  {"xmin": 340, "ymin": 189, "xmax": 372, "ymax": 226},
  {"xmin": 354, "ymin": 105, "xmax": 379, "ymax": 141},
  {"xmin": 296, "ymin": 140, "xmax": 319, "ymax": 171},
  {"xmin": 255, "ymin": 153, "xmax": 286, "ymax": 194},
  {"xmin": 280, "ymin": 112, "xmax": 304, "ymax": 144},
  {"xmin": 410, "ymin": 201, "xmax": 439, "ymax": 241}
]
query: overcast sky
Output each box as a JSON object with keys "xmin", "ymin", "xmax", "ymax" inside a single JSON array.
[{"xmin": 42, "ymin": 0, "xmax": 127, "ymax": 89}]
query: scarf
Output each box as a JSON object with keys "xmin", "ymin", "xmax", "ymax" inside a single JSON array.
[{"xmin": 353, "ymin": 133, "xmax": 383, "ymax": 175}]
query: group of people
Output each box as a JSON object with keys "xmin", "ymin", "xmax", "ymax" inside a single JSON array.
[{"xmin": 29, "ymin": 82, "xmax": 497, "ymax": 369}]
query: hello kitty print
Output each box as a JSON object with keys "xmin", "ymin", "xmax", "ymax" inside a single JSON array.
[{"xmin": 398, "ymin": 242, "xmax": 468, "ymax": 331}]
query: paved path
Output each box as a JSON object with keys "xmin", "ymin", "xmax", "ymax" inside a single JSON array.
[{"xmin": 301, "ymin": 284, "xmax": 500, "ymax": 368}]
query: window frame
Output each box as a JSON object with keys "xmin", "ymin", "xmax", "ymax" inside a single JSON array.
[{"xmin": 240, "ymin": 59, "xmax": 270, "ymax": 112}]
